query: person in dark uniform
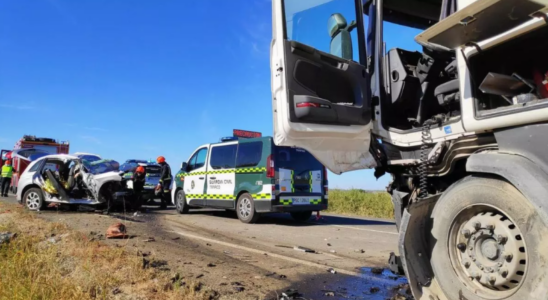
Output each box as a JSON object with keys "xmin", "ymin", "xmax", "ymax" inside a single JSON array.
[
  {"xmin": 132, "ymin": 165, "xmax": 146, "ymax": 211},
  {"xmin": 156, "ymin": 156, "xmax": 172, "ymax": 209}
]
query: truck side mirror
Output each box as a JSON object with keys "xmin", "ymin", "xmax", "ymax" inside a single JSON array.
[
  {"xmin": 328, "ymin": 13, "xmax": 355, "ymax": 60},
  {"xmin": 181, "ymin": 162, "xmax": 188, "ymax": 172}
]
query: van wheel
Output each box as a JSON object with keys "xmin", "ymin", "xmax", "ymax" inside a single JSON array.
[
  {"xmin": 175, "ymin": 190, "xmax": 189, "ymax": 214},
  {"xmin": 430, "ymin": 176, "xmax": 548, "ymax": 300},
  {"xmin": 24, "ymin": 188, "xmax": 45, "ymax": 211},
  {"xmin": 236, "ymin": 193, "xmax": 260, "ymax": 224},
  {"xmin": 290, "ymin": 211, "xmax": 313, "ymax": 222}
]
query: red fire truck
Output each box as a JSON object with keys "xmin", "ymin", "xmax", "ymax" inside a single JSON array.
[{"xmin": 1, "ymin": 135, "xmax": 69, "ymax": 194}]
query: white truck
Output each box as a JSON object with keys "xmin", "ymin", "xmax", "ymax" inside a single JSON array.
[{"xmin": 270, "ymin": 0, "xmax": 548, "ymax": 299}]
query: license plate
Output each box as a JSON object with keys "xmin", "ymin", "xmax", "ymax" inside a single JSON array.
[{"xmin": 292, "ymin": 198, "xmax": 310, "ymax": 205}]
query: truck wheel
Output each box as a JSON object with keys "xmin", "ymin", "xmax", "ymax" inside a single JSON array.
[
  {"xmin": 290, "ymin": 211, "xmax": 313, "ymax": 222},
  {"xmin": 236, "ymin": 193, "xmax": 260, "ymax": 224},
  {"xmin": 430, "ymin": 176, "xmax": 548, "ymax": 300},
  {"xmin": 175, "ymin": 190, "xmax": 189, "ymax": 214},
  {"xmin": 24, "ymin": 188, "xmax": 45, "ymax": 211}
]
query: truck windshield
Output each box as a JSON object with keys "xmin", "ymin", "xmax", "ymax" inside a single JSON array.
[{"xmin": 275, "ymin": 147, "xmax": 324, "ymax": 173}]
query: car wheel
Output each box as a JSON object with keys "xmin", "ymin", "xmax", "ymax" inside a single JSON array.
[
  {"xmin": 24, "ymin": 188, "xmax": 45, "ymax": 211},
  {"xmin": 430, "ymin": 176, "xmax": 548, "ymax": 300},
  {"xmin": 236, "ymin": 193, "xmax": 260, "ymax": 224},
  {"xmin": 290, "ymin": 211, "xmax": 313, "ymax": 222},
  {"xmin": 175, "ymin": 190, "xmax": 189, "ymax": 214}
]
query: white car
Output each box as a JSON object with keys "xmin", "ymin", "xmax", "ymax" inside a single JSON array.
[{"xmin": 16, "ymin": 154, "xmax": 134, "ymax": 211}]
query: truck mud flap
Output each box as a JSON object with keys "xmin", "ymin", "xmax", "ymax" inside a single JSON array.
[{"xmin": 398, "ymin": 194, "xmax": 439, "ymax": 299}]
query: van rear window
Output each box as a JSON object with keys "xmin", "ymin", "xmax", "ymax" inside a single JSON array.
[
  {"xmin": 236, "ymin": 142, "xmax": 263, "ymax": 168},
  {"xmin": 276, "ymin": 147, "xmax": 323, "ymax": 171}
]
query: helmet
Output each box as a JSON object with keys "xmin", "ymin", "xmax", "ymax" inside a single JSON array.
[
  {"xmin": 156, "ymin": 156, "xmax": 165, "ymax": 163},
  {"xmin": 5, "ymin": 160, "xmax": 11, "ymax": 166},
  {"xmin": 136, "ymin": 166, "xmax": 145, "ymax": 173}
]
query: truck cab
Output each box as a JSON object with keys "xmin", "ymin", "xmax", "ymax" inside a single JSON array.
[
  {"xmin": 172, "ymin": 132, "xmax": 328, "ymax": 223},
  {"xmin": 270, "ymin": 1, "xmax": 548, "ymax": 299}
]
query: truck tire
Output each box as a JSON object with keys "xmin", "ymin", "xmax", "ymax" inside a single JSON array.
[
  {"xmin": 23, "ymin": 188, "xmax": 45, "ymax": 211},
  {"xmin": 430, "ymin": 176, "xmax": 548, "ymax": 300},
  {"xmin": 290, "ymin": 211, "xmax": 313, "ymax": 222},
  {"xmin": 236, "ymin": 193, "xmax": 260, "ymax": 224},
  {"xmin": 175, "ymin": 190, "xmax": 189, "ymax": 214}
]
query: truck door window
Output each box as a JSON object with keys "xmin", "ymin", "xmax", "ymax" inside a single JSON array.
[
  {"xmin": 236, "ymin": 142, "xmax": 263, "ymax": 168},
  {"xmin": 283, "ymin": 0, "xmax": 361, "ymax": 61},
  {"xmin": 210, "ymin": 145, "xmax": 237, "ymax": 169}
]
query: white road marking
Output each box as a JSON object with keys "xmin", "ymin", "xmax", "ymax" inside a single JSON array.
[
  {"xmin": 307, "ymin": 222, "xmax": 399, "ymax": 235},
  {"xmin": 167, "ymin": 227, "xmax": 361, "ymax": 276}
]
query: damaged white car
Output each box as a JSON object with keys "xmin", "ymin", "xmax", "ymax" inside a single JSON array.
[{"xmin": 16, "ymin": 154, "xmax": 137, "ymax": 212}]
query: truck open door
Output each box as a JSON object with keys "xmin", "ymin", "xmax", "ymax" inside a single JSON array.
[{"xmin": 270, "ymin": 0, "xmax": 376, "ymax": 174}]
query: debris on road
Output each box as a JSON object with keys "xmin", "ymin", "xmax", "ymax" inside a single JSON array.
[
  {"xmin": 0, "ymin": 232, "xmax": 16, "ymax": 245},
  {"xmin": 112, "ymin": 287, "xmax": 121, "ymax": 295},
  {"xmin": 329, "ymin": 249, "xmax": 337, "ymax": 253},
  {"xmin": 280, "ymin": 289, "xmax": 302, "ymax": 299},
  {"xmin": 369, "ymin": 287, "xmax": 380, "ymax": 293},
  {"xmin": 327, "ymin": 268, "xmax": 337, "ymax": 274},
  {"xmin": 143, "ymin": 237, "xmax": 155, "ymax": 242},
  {"xmin": 196, "ymin": 274, "xmax": 204, "ymax": 279},
  {"xmin": 371, "ymin": 267, "xmax": 384, "ymax": 275},
  {"xmin": 171, "ymin": 237, "xmax": 180, "ymax": 240},
  {"xmin": 354, "ymin": 249, "xmax": 365, "ymax": 253},
  {"xmin": 106, "ymin": 223, "xmax": 128, "ymax": 239},
  {"xmin": 207, "ymin": 263, "xmax": 216, "ymax": 267},
  {"xmin": 293, "ymin": 246, "xmax": 316, "ymax": 253},
  {"xmin": 327, "ymin": 243, "xmax": 332, "ymax": 246},
  {"xmin": 324, "ymin": 291, "xmax": 335, "ymax": 297},
  {"xmin": 278, "ymin": 274, "xmax": 287, "ymax": 279}
]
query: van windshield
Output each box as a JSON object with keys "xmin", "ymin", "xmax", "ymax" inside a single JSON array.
[{"xmin": 275, "ymin": 147, "xmax": 323, "ymax": 173}]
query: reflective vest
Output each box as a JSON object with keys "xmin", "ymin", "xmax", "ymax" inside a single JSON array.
[{"xmin": 1, "ymin": 165, "xmax": 14, "ymax": 178}]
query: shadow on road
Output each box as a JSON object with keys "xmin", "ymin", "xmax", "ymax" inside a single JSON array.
[{"xmin": 179, "ymin": 209, "xmax": 395, "ymax": 227}]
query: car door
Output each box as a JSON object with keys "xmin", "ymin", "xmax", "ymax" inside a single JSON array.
[
  {"xmin": 271, "ymin": 0, "xmax": 376, "ymax": 174},
  {"xmin": 183, "ymin": 147, "xmax": 209, "ymax": 207},
  {"xmin": 206, "ymin": 142, "xmax": 237, "ymax": 208}
]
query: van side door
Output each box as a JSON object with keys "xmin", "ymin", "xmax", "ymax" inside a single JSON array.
[
  {"xmin": 183, "ymin": 146, "xmax": 209, "ymax": 207},
  {"xmin": 206, "ymin": 142, "xmax": 238, "ymax": 209}
]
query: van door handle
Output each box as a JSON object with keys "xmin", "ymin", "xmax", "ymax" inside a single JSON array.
[
  {"xmin": 199, "ymin": 177, "xmax": 205, "ymax": 180},
  {"xmin": 210, "ymin": 177, "xmax": 216, "ymax": 180}
]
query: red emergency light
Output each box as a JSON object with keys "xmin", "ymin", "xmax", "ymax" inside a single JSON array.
[{"xmin": 233, "ymin": 129, "xmax": 262, "ymax": 139}]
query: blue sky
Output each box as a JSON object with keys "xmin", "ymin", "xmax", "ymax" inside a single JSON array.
[{"xmin": 0, "ymin": 0, "xmax": 421, "ymax": 190}]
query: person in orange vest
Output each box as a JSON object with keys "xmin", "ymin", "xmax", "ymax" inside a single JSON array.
[
  {"xmin": 156, "ymin": 156, "xmax": 172, "ymax": 209},
  {"xmin": 1, "ymin": 160, "xmax": 16, "ymax": 197}
]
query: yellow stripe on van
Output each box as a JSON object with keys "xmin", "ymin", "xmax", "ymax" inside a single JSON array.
[{"xmin": 176, "ymin": 167, "xmax": 267, "ymax": 178}]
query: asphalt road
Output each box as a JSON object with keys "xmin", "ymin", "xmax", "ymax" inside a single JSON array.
[{"xmin": 2, "ymin": 195, "xmax": 409, "ymax": 299}]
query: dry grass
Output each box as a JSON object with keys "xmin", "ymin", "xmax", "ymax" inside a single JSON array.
[
  {"xmin": 327, "ymin": 189, "xmax": 394, "ymax": 219},
  {"xmin": 0, "ymin": 204, "xmax": 218, "ymax": 300}
]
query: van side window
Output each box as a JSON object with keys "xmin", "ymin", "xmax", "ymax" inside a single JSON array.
[
  {"xmin": 236, "ymin": 142, "xmax": 263, "ymax": 168},
  {"xmin": 210, "ymin": 145, "xmax": 237, "ymax": 169},
  {"xmin": 188, "ymin": 148, "xmax": 208, "ymax": 172}
]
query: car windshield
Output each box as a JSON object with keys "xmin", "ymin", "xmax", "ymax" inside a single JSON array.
[
  {"xmin": 83, "ymin": 159, "xmax": 120, "ymax": 175},
  {"xmin": 79, "ymin": 155, "xmax": 101, "ymax": 163},
  {"xmin": 120, "ymin": 162, "xmax": 139, "ymax": 173}
]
